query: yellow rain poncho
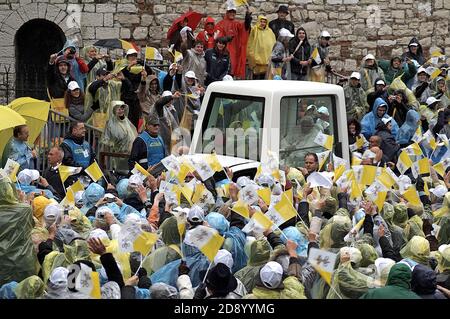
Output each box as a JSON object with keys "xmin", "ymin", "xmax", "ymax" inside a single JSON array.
[
  {"xmin": 247, "ymin": 16, "xmax": 276, "ymax": 76},
  {"xmin": 81, "ymin": 46, "xmax": 108, "ymax": 87},
  {"xmin": 400, "ymin": 235, "xmax": 430, "ymax": 265},
  {"xmin": 404, "ymin": 215, "xmax": 425, "ymax": 241},
  {"xmin": 14, "ymin": 275, "xmax": 45, "ymax": 299},
  {"xmin": 319, "ymin": 209, "xmax": 352, "ymax": 250},
  {"xmin": 326, "ymin": 261, "xmax": 374, "ymax": 299}
]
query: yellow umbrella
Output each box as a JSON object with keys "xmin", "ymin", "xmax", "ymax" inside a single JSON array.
[
  {"xmin": 0, "ymin": 105, "xmax": 27, "ymax": 131},
  {"xmin": 0, "ymin": 98, "xmax": 50, "ymax": 158}
]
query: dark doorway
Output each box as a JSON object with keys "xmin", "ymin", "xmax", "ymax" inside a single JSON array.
[{"xmin": 15, "ymin": 19, "xmax": 66, "ymax": 100}]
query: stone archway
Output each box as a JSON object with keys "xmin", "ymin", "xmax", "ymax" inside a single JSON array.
[{"xmin": 0, "ymin": 2, "xmax": 82, "ymax": 100}]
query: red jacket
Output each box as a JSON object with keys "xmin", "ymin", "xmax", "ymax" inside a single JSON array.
[{"xmin": 196, "ymin": 17, "xmax": 216, "ymax": 49}]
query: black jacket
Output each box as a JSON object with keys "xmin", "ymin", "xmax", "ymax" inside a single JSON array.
[
  {"xmin": 437, "ymin": 271, "xmax": 450, "ymax": 290},
  {"xmin": 46, "ymin": 63, "xmax": 75, "ymax": 99},
  {"xmin": 375, "ymin": 122, "xmax": 400, "ymax": 163},
  {"xmin": 269, "ymin": 19, "xmax": 295, "ymax": 39},
  {"xmin": 411, "ymin": 264, "xmax": 447, "ymax": 299},
  {"xmin": 42, "ymin": 166, "xmax": 67, "ymax": 200},
  {"xmin": 204, "ymin": 47, "xmax": 231, "ymax": 86},
  {"xmin": 289, "ymin": 30, "xmax": 311, "ymax": 76}
]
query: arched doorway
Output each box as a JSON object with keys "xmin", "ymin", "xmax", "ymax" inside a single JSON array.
[{"xmin": 15, "ymin": 19, "xmax": 66, "ymax": 100}]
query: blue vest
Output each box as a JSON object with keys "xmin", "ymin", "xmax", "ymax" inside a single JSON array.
[
  {"xmin": 63, "ymin": 139, "xmax": 91, "ymax": 169},
  {"xmin": 139, "ymin": 131, "xmax": 165, "ymax": 167}
]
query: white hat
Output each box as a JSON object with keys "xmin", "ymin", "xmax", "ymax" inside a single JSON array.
[
  {"xmin": 128, "ymin": 174, "xmax": 143, "ymax": 187},
  {"xmin": 75, "ymin": 191, "xmax": 84, "ymax": 205},
  {"xmin": 374, "ymin": 258, "xmax": 395, "ymax": 279},
  {"xmin": 44, "ymin": 204, "xmax": 63, "ymax": 227},
  {"xmin": 126, "ymin": 48, "xmax": 138, "ymax": 56},
  {"xmin": 306, "ymin": 104, "xmax": 317, "ymax": 111},
  {"xmin": 318, "ymin": 106, "xmax": 330, "ymax": 115},
  {"xmin": 49, "ymin": 267, "xmax": 69, "ymax": 287},
  {"xmin": 226, "ymin": 2, "xmax": 237, "ymax": 11},
  {"xmin": 279, "ymin": 28, "xmax": 294, "ymax": 38},
  {"xmin": 439, "ymin": 244, "xmax": 450, "ymax": 254},
  {"xmin": 124, "ymin": 213, "xmax": 141, "ymax": 224},
  {"xmin": 185, "ymin": 70, "xmax": 198, "ymax": 79},
  {"xmin": 426, "ymin": 96, "xmax": 440, "ymax": 106},
  {"xmin": 363, "ymin": 53, "xmax": 376, "ymax": 61},
  {"xmin": 180, "ymin": 26, "xmax": 193, "ymax": 38},
  {"xmin": 161, "ymin": 91, "xmax": 173, "ymax": 98},
  {"xmin": 381, "ymin": 116, "xmax": 393, "ymax": 125},
  {"xmin": 88, "ymin": 228, "xmax": 109, "ymax": 241},
  {"xmin": 111, "ymin": 101, "xmax": 126, "ymax": 109},
  {"xmin": 417, "ymin": 67, "xmax": 428, "ymax": 75},
  {"xmin": 17, "ymin": 169, "xmax": 40, "ymax": 185},
  {"xmin": 188, "ymin": 205, "xmax": 205, "ymax": 223},
  {"xmin": 222, "ymin": 75, "xmax": 234, "ymax": 81},
  {"xmin": 409, "ymin": 42, "xmax": 419, "ymax": 47},
  {"xmin": 68, "ymin": 81, "xmax": 80, "ymax": 91},
  {"xmin": 350, "ymin": 72, "xmax": 361, "ymax": 80},
  {"xmin": 376, "ymin": 79, "xmax": 386, "ymax": 85},
  {"xmin": 320, "ymin": 30, "xmax": 331, "ymax": 38},
  {"xmin": 340, "ymin": 247, "xmax": 362, "ymax": 264},
  {"xmin": 260, "ymin": 261, "xmax": 283, "ymax": 289},
  {"xmin": 213, "ymin": 249, "xmax": 234, "ymax": 270}
]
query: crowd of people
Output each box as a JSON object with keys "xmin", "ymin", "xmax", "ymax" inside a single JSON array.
[{"xmin": 0, "ymin": 3, "xmax": 450, "ymax": 300}]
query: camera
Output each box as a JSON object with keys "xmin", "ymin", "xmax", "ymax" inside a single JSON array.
[{"xmin": 68, "ymin": 48, "xmax": 76, "ymax": 54}]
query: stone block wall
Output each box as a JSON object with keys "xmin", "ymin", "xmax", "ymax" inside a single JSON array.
[{"xmin": 0, "ymin": 0, "xmax": 449, "ymax": 101}]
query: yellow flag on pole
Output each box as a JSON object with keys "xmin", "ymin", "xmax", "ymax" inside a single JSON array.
[
  {"xmin": 418, "ymin": 158, "xmax": 430, "ymax": 175},
  {"xmin": 257, "ymin": 188, "xmax": 271, "ymax": 206},
  {"xmin": 402, "ymin": 186, "xmax": 421, "ymax": 206},
  {"xmin": 308, "ymin": 248, "xmax": 337, "ymax": 285},
  {"xmin": 185, "ymin": 225, "xmax": 224, "ymax": 261},
  {"xmin": 145, "ymin": 47, "xmax": 163, "ymax": 61},
  {"xmin": 314, "ymin": 132, "xmax": 334, "ymax": 150},
  {"xmin": 231, "ymin": 200, "xmax": 250, "ymax": 219},
  {"xmin": 378, "ymin": 169, "xmax": 396, "ymax": 189},
  {"xmin": 374, "ymin": 191, "xmax": 387, "ymax": 212},
  {"xmin": 396, "ymin": 151, "xmax": 413, "ymax": 174},
  {"xmin": 433, "ymin": 162, "xmax": 445, "ymax": 177},
  {"xmin": 311, "ymin": 47, "xmax": 322, "ymax": 65},
  {"xmin": 85, "ymin": 161, "xmax": 104, "ymax": 182},
  {"xmin": 132, "ymin": 163, "xmax": 150, "ymax": 177},
  {"xmin": 361, "ymin": 165, "xmax": 377, "ymax": 186},
  {"xmin": 58, "ymin": 165, "xmax": 82, "ymax": 183},
  {"xmin": 205, "ymin": 152, "xmax": 223, "ymax": 172}
]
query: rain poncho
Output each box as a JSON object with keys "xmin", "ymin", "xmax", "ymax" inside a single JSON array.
[
  {"xmin": 14, "ymin": 275, "xmax": 45, "ymax": 299},
  {"xmin": 0, "ymin": 281, "xmax": 18, "ymax": 299},
  {"xmin": 116, "ymin": 178, "xmax": 129, "ymax": 199},
  {"xmin": 280, "ymin": 226, "xmax": 308, "ymax": 257},
  {"xmin": 355, "ymin": 243, "xmax": 379, "ymax": 268},
  {"xmin": 100, "ymin": 103, "xmax": 137, "ymax": 173},
  {"xmin": 437, "ymin": 215, "xmax": 450, "ymax": 246},
  {"xmin": 138, "ymin": 75, "xmax": 161, "ymax": 115},
  {"xmin": 359, "ymin": 58, "xmax": 385, "ymax": 93},
  {"xmin": 61, "ymin": 40, "xmax": 87, "ymax": 92},
  {"xmin": 44, "ymin": 267, "xmax": 70, "ymax": 299},
  {"xmin": 235, "ymin": 239, "xmax": 271, "ymax": 293},
  {"xmin": 343, "ymin": 82, "xmax": 369, "ymax": 121},
  {"xmin": 150, "ymin": 243, "xmax": 210, "ymax": 288},
  {"xmin": 81, "ymin": 45, "xmax": 108, "ymax": 86},
  {"xmin": 396, "ymin": 110, "xmax": 420, "ymax": 145},
  {"xmin": 404, "ymin": 215, "xmax": 425, "ymax": 241},
  {"xmin": 361, "ymin": 97, "xmax": 400, "ymax": 139},
  {"xmin": 81, "ymin": 183, "xmax": 105, "ymax": 214},
  {"xmin": 247, "ymin": 16, "xmax": 276, "ymax": 76},
  {"xmin": 319, "ymin": 210, "xmax": 352, "ymax": 250},
  {"xmin": 205, "ymin": 212, "xmax": 247, "ymax": 273},
  {"xmin": 247, "ymin": 275, "xmax": 306, "ymax": 299},
  {"xmin": 400, "ymin": 236, "xmax": 430, "ymax": 265},
  {"xmin": 326, "ymin": 261, "xmax": 373, "ymax": 299},
  {"xmin": 32, "ymin": 195, "xmax": 52, "ymax": 220},
  {"xmin": 1, "ymin": 137, "xmax": 34, "ymax": 171},
  {"xmin": 0, "ymin": 179, "xmax": 37, "ymax": 286},
  {"xmin": 143, "ymin": 217, "xmax": 182, "ymax": 275},
  {"xmin": 381, "ymin": 203, "xmax": 406, "ymax": 253}
]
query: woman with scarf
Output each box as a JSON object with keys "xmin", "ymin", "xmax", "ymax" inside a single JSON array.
[
  {"xmin": 268, "ymin": 28, "xmax": 295, "ymax": 80},
  {"xmin": 289, "ymin": 27, "xmax": 311, "ymax": 81},
  {"xmin": 100, "ymin": 101, "xmax": 137, "ymax": 174},
  {"xmin": 138, "ymin": 70, "xmax": 161, "ymax": 117},
  {"xmin": 247, "ymin": 15, "xmax": 276, "ymax": 80}
]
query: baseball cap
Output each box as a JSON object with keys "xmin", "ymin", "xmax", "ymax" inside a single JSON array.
[
  {"xmin": 279, "ymin": 28, "xmax": 294, "ymax": 38},
  {"xmin": 260, "ymin": 261, "xmax": 283, "ymax": 289},
  {"xmin": 17, "ymin": 169, "xmax": 40, "ymax": 185},
  {"xmin": 126, "ymin": 48, "xmax": 138, "ymax": 56},
  {"xmin": 88, "ymin": 228, "xmax": 109, "ymax": 241},
  {"xmin": 96, "ymin": 68, "xmax": 110, "ymax": 77},
  {"xmin": 320, "ymin": 30, "xmax": 331, "ymax": 38},
  {"xmin": 277, "ymin": 5, "xmax": 289, "ymax": 14},
  {"xmin": 381, "ymin": 116, "xmax": 393, "ymax": 125},
  {"xmin": 226, "ymin": 2, "xmax": 237, "ymax": 11},
  {"xmin": 68, "ymin": 81, "xmax": 80, "ymax": 91},
  {"xmin": 49, "ymin": 267, "xmax": 69, "ymax": 287},
  {"xmin": 236, "ymin": 176, "xmax": 252, "ymax": 189},
  {"xmin": 147, "ymin": 114, "xmax": 160, "ymax": 126},
  {"xmin": 350, "ymin": 72, "xmax": 361, "ymax": 80},
  {"xmin": 409, "ymin": 43, "xmax": 419, "ymax": 47},
  {"xmin": 364, "ymin": 53, "xmax": 376, "ymax": 61},
  {"xmin": 213, "ymin": 249, "xmax": 234, "ymax": 270},
  {"xmin": 426, "ymin": 96, "xmax": 440, "ymax": 107},
  {"xmin": 417, "ymin": 67, "xmax": 428, "ymax": 75},
  {"xmin": 162, "ymin": 91, "xmax": 173, "ymax": 98},
  {"xmin": 96, "ymin": 206, "xmax": 113, "ymax": 219},
  {"xmin": 187, "ymin": 205, "xmax": 205, "ymax": 223},
  {"xmin": 185, "ymin": 71, "xmax": 198, "ymax": 79},
  {"xmin": 376, "ymin": 79, "xmax": 386, "ymax": 85},
  {"xmin": 128, "ymin": 174, "xmax": 144, "ymax": 187}
]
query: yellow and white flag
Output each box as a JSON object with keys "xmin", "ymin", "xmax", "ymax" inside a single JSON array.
[
  {"xmin": 316, "ymin": 150, "xmax": 331, "ymax": 170},
  {"xmin": 433, "ymin": 162, "xmax": 445, "ymax": 177},
  {"xmin": 314, "ymin": 132, "xmax": 334, "ymax": 150},
  {"xmin": 118, "ymin": 221, "xmax": 158, "ymax": 255},
  {"xmin": 257, "ymin": 187, "xmax": 271, "ymax": 206},
  {"xmin": 85, "ymin": 161, "xmax": 104, "ymax": 182},
  {"xmin": 417, "ymin": 157, "xmax": 430, "ymax": 175},
  {"xmin": 437, "ymin": 133, "xmax": 449, "ymax": 148},
  {"xmin": 422, "ymin": 130, "xmax": 437, "ymax": 150},
  {"xmin": 172, "ymin": 207, "xmax": 189, "ymax": 237},
  {"xmin": 65, "ymin": 180, "xmax": 85, "ymax": 204},
  {"xmin": 184, "ymin": 225, "xmax": 224, "ymax": 261},
  {"xmin": 233, "ymin": 0, "xmax": 248, "ymax": 7},
  {"xmin": 308, "ymin": 248, "xmax": 337, "ymax": 285},
  {"xmin": 265, "ymin": 193, "xmax": 297, "ymax": 227},
  {"xmin": 145, "ymin": 47, "xmax": 163, "ymax": 61},
  {"xmin": 405, "ymin": 142, "xmax": 423, "ymax": 156},
  {"xmin": 204, "ymin": 152, "xmax": 223, "ymax": 172},
  {"xmin": 59, "ymin": 165, "xmax": 82, "ymax": 183},
  {"xmin": 231, "ymin": 200, "xmax": 250, "ymax": 219},
  {"xmin": 360, "ymin": 165, "xmax": 377, "ymax": 186},
  {"xmin": 402, "ymin": 186, "xmax": 422, "ymax": 207},
  {"xmin": 350, "ymin": 178, "xmax": 363, "ymax": 200},
  {"xmin": 191, "ymin": 182, "xmax": 215, "ymax": 207},
  {"xmin": 4, "ymin": 158, "xmax": 20, "ymax": 183},
  {"xmin": 161, "ymin": 155, "xmax": 181, "ymax": 173},
  {"xmin": 189, "ymin": 157, "xmax": 215, "ymax": 181},
  {"xmin": 132, "ymin": 162, "xmax": 150, "ymax": 178},
  {"xmin": 411, "ymin": 126, "xmax": 423, "ymax": 143},
  {"xmin": 377, "ymin": 168, "xmax": 397, "ymax": 189},
  {"xmin": 311, "ymin": 47, "xmax": 322, "ymax": 65},
  {"xmin": 396, "ymin": 150, "xmax": 413, "ymax": 175},
  {"xmin": 344, "ymin": 216, "xmax": 366, "ymax": 242},
  {"xmin": 349, "ymin": 136, "xmax": 368, "ymax": 152},
  {"xmin": 169, "ymin": 48, "xmax": 183, "ymax": 63},
  {"xmin": 252, "ymin": 210, "xmax": 274, "ymax": 231},
  {"xmin": 75, "ymin": 263, "xmax": 101, "ymax": 299}
]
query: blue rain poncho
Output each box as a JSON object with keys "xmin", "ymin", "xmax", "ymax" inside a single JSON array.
[
  {"xmin": 81, "ymin": 183, "xmax": 105, "ymax": 214},
  {"xmin": 280, "ymin": 226, "xmax": 309, "ymax": 257},
  {"xmin": 0, "ymin": 281, "xmax": 18, "ymax": 299},
  {"xmin": 205, "ymin": 212, "xmax": 247, "ymax": 273},
  {"xmin": 396, "ymin": 110, "xmax": 420, "ymax": 145},
  {"xmin": 361, "ymin": 98, "xmax": 399, "ymax": 139}
]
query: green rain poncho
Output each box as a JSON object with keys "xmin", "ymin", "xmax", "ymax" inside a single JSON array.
[
  {"xmin": 143, "ymin": 217, "xmax": 182, "ymax": 275},
  {"xmin": 100, "ymin": 103, "xmax": 137, "ymax": 173},
  {"xmin": 319, "ymin": 209, "xmax": 352, "ymax": 250},
  {"xmin": 404, "ymin": 215, "xmax": 425, "ymax": 241},
  {"xmin": 381, "ymin": 202, "xmax": 406, "ymax": 252},
  {"xmin": 326, "ymin": 261, "xmax": 374, "ymax": 299},
  {"xmin": 400, "ymin": 235, "xmax": 430, "ymax": 265},
  {"xmin": 0, "ymin": 179, "xmax": 37, "ymax": 286},
  {"xmin": 235, "ymin": 239, "xmax": 271, "ymax": 293},
  {"xmin": 14, "ymin": 275, "xmax": 45, "ymax": 299},
  {"xmin": 355, "ymin": 243, "xmax": 379, "ymax": 268},
  {"xmin": 437, "ymin": 215, "xmax": 450, "ymax": 246},
  {"xmin": 247, "ymin": 276, "xmax": 307, "ymax": 299},
  {"xmin": 393, "ymin": 203, "xmax": 408, "ymax": 228}
]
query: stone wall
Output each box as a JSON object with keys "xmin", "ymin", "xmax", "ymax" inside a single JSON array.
[{"xmin": 0, "ymin": 0, "xmax": 449, "ymax": 101}]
